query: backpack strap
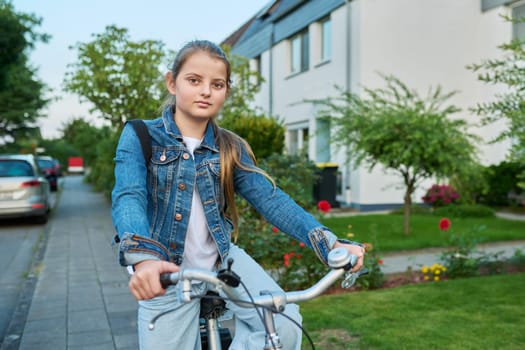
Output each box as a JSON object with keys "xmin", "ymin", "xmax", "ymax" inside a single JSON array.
[{"xmin": 127, "ymin": 119, "xmax": 151, "ymax": 164}]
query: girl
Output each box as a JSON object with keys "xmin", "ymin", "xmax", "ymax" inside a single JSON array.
[{"xmin": 111, "ymin": 39, "xmax": 365, "ymax": 349}]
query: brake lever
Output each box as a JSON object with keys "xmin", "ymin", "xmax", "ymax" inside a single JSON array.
[{"xmin": 341, "ymin": 268, "xmax": 369, "ymax": 289}]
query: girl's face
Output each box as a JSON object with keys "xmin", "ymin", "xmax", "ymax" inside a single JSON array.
[{"xmin": 166, "ymin": 51, "xmax": 228, "ymax": 123}]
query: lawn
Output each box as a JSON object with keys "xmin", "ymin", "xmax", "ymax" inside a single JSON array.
[
  {"xmin": 322, "ymin": 214, "xmax": 525, "ymax": 252},
  {"xmin": 300, "ymin": 273, "xmax": 525, "ymax": 350}
]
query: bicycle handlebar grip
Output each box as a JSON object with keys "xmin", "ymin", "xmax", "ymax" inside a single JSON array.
[{"xmin": 160, "ymin": 273, "xmax": 174, "ymax": 289}]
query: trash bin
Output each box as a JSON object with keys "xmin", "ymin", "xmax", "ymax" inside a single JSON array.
[{"xmin": 313, "ymin": 163, "xmax": 339, "ymax": 208}]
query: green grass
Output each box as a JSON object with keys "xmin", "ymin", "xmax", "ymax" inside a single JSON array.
[
  {"xmin": 322, "ymin": 214, "xmax": 525, "ymax": 252},
  {"xmin": 300, "ymin": 273, "xmax": 525, "ymax": 350}
]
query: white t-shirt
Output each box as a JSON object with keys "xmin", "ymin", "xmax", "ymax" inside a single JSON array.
[{"xmin": 179, "ymin": 136, "xmax": 219, "ymax": 271}]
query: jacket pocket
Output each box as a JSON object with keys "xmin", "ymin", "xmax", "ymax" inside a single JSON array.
[{"xmin": 150, "ymin": 147, "xmax": 181, "ymax": 195}]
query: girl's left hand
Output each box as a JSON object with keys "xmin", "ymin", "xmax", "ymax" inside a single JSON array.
[{"xmin": 332, "ymin": 241, "xmax": 365, "ymax": 272}]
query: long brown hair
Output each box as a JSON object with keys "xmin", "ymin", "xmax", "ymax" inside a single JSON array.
[{"xmin": 166, "ymin": 40, "xmax": 274, "ymax": 240}]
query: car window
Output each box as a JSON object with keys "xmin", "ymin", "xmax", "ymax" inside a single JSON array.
[
  {"xmin": 37, "ymin": 159, "xmax": 54, "ymax": 170},
  {"xmin": 0, "ymin": 160, "xmax": 35, "ymax": 177}
]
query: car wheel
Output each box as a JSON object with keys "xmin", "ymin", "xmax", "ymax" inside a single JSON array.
[{"xmin": 34, "ymin": 212, "xmax": 48, "ymax": 224}]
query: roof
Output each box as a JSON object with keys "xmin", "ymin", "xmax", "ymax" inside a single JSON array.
[{"xmin": 222, "ymin": 0, "xmax": 345, "ymax": 58}]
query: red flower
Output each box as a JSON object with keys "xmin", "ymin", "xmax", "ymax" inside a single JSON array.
[
  {"xmin": 271, "ymin": 226, "xmax": 279, "ymax": 233},
  {"xmin": 378, "ymin": 259, "xmax": 383, "ymax": 265},
  {"xmin": 317, "ymin": 200, "xmax": 332, "ymax": 213},
  {"xmin": 299, "ymin": 242, "xmax": 305, "ymax": 248},
  {"xmin": 283, "ymin": 253, "xmax": 290, "ymax": 267},
  {"xmin": 439, "ymin": 218, "xmax": 451, "ymax": 231}
]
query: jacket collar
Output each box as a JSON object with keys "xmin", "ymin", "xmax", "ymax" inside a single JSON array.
[{"xmin": 161, "ymin": 106, "xmax": 219, "ymax": 153}]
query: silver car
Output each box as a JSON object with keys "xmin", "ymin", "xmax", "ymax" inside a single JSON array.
[{"xmin": 0, "ymin": 154, "xmax": 51, "ymax": 223}]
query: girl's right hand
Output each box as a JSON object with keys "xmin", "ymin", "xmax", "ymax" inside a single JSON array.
[{"xmin": 128, "ymin": 260, "xmax": 179, "ymax": 300}]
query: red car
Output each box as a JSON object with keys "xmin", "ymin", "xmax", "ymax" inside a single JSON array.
[{"xmin": 36, "ymin": 156, "xmax": 59, "ymax": 191}]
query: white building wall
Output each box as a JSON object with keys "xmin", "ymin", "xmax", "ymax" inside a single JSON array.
[
  {"xmin": 250, "ymin": 0, "xmax": 514, "ymax": 209},
  {"xmin": 345, "ymin": 0, "xmax": 512, "ymax": 207}
]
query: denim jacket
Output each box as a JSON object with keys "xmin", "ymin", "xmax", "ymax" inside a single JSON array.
[{"xmin": 111, "ymin": 107, "xmax": 356, "ymax": 268}]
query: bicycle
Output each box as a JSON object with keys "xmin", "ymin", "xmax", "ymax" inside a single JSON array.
[{"xmin": 151, "ymin": 247, "xmax": 368, "ymax": 350}]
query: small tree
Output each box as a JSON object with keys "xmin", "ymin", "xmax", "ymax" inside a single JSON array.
[
  {"xmin": 63, "ymin": 25, "xmax": 167, "ymax": 129},
  {"xmin": 310, "ymin": 75, "xmax": 479, "ymax": 235},
  {"xmin": 468, "ymin": 16, "xmax": 525, "ymax": 189}
]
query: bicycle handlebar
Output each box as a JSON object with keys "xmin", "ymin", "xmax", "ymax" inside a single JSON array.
[{"xmin": 159, "ymin": 247, "xmax": 367, "ymax": 310}]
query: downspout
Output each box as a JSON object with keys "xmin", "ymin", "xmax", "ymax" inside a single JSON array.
[{"xmin": 344, "ymin": 0, "xmax": 353, "ymax": 207}]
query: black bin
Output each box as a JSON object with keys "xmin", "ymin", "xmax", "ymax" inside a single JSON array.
[{"xmin": 313, "ymin": 163, "xmax": 339, "ymax": 208}]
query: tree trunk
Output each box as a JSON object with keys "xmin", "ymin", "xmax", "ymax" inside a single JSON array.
[{"xmin": 403, "ymin": 187, "xmax": 412, "ymax": 236}]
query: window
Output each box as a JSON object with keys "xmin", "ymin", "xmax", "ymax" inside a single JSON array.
[
  {"xmin": 287, "ymin": 127, "xmax": 309, "ymax": 157},
  {"xmin": 290, "ymin": 30, "xmax": 309, "ymax": 74},
  {"xmin": 321, "ymin": 18, "xmax": 332, "ymax": 61},
  {"xmin": 513, "ymin": 4, "xmax": 525, "ymax": 40},
  {"xmin": 251, "ymin": 55, "xmax": 262, "ymax": 86}
]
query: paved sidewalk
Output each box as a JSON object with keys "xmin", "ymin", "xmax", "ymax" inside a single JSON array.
[
  {"xmin": 381, "ymin": 240, "xmax": 525, "ymax": 274},
  {"xmin": 6, "ymin": 176, "xmax": 138, "ymax": 350},
  {"xmin": 2, "ymin": 177, "xmax": 525, "ymax": 349}
]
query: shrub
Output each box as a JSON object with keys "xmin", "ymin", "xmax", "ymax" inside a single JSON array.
[
  {"xmin": 422, "ymin": 184, "xmax": 460, "ymax": 207},
  {"xmin": 236, "ymin": 153, "xmax": 323, "ymax": 288},
  {"xmin": 356, "ymin": 250, "xmax": 385, "ymax": 290},
  {"xmin": 440, "ymin": 233, "xmax": 485, "ymax": 279},
  {"xmin": 477, "ymin": 161, "xmax": 525, "ymax": 206},
  {"xmin": 433, "ymin": 204, "xmax": 495, "ymax": 218}
]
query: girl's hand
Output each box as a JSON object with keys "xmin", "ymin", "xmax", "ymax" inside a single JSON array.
[
  {"xmin": 332, "ymin": 241, "xmax": 365, "ymax": 273},
  {"xmin": 128, "ymin": 260, "xmax": 179, "ymax": 300}
]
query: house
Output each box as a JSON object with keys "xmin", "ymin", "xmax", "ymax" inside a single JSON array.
[{"xmin": 222, "ymin": 0, "xmax": 518, "ymax": 210}]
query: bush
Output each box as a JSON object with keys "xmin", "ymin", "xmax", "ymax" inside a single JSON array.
[
  {"xmin": 422, "ymin": 184, "xmax": 460, "ymax": 207},
  {"xmin": 356, "ymin": 250, "xmax": 385, "ymax": 290},
  {"xmin": 433, "ymin": 204, "xmax": 495, "ymax": 218},
  {"xmin": 236, "ymin": 153, "xmax": 323, "ymax": 289},
  {"xmin": 85, "ymin": 130, "xmax": 119, "ymax": 197},
  {"xmin": 477, "ymin": 161, "xmax": 525, "ymax": 207}
]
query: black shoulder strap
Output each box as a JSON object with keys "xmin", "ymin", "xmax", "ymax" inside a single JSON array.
[{"xmin": 127, "ymin": 119, "xmax": 151, "ymax": 164}]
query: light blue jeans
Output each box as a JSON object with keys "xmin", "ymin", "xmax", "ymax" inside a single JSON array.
[{"xmin": 138, "ymin": 244, "xmax": 302, "ymax": 349}]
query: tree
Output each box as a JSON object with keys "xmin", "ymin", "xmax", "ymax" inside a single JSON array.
[
  {"xmin": 218, "ymin": 47, "xmax": 284, "ymax": 159},
  {"xmin": 310, "ymin": 75, "xmax": 479, "ymax": 235},
  {"xmin": 468, "ymin": 16, "xmax": 525, "ymax": 189},
  {"xmin": 0, "ymin": 1, "xmax": 49, "ymax": 145},
  {"xmin": 60, "ymin": 117, "xmax": 110, "ymax": 164},
  {"xmin": 63, "ymin": 25, "xmax": 167, "ymax": 129}
]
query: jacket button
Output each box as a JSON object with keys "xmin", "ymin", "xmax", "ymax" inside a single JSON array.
[
  {"xmin": 175, "ymin": 213, "xmax": 182, "ymax": 221},
  {"xmin": 182, "ymin": 153, "xmax": 190, "ymax": 160},
  {"xmin": 170, "ymin": 242, "xmax": 176, "ymax": 249},
  {"xmin": 178, "ymin": 183, "xmax": 186, "ymax": 190}
]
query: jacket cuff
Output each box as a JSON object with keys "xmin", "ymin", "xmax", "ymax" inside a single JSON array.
[
  {"xmin": 307, "ymin": 228, "xmax": 364, "ymax": 266},
  {"xmin": 307, "ymin": 228, "xmax": 336, "ymax": 265},
  {"xmin": 118, "ymin": 232, "xmax": 170, "ymax": 266}
]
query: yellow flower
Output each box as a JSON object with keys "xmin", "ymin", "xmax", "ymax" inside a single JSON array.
[
  {"xmin": 424, "ymin": 275, "xmax": 430, "ymax": 281},
  {"xmin": 346, "ymin": 232, "xmax": 354, "ymax": 238},
  {"xmin": 434, "ymin": 276, "xmax": 440, "ymax": 281},
  {"xmin": 421, "ymin": 266, "xmax": 429, "ymax": 274},
  {"xmin": 434, "ymin": 269, "xmax": 441, "ymax": 275}
]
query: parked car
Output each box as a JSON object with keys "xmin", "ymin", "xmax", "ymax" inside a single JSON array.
[
  {"xmin": 0, "ymin": 154, "xmax": 51, "ymax": 223},
  {"xmin": 52, "ymin": 158, "xmax": 63, "ymax": 177},
  {"xmin": 36, "ymin": 155, "xmax": 59, "ymax": 191}
]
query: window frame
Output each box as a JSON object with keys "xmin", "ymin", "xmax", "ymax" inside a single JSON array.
[
  {"xmin": 290, "ymin": 29, "xmax": 310, "ymax": 74},
  {"xmin": 320, "ymin": 17, "xmax": 332, "ymax": 62}
]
